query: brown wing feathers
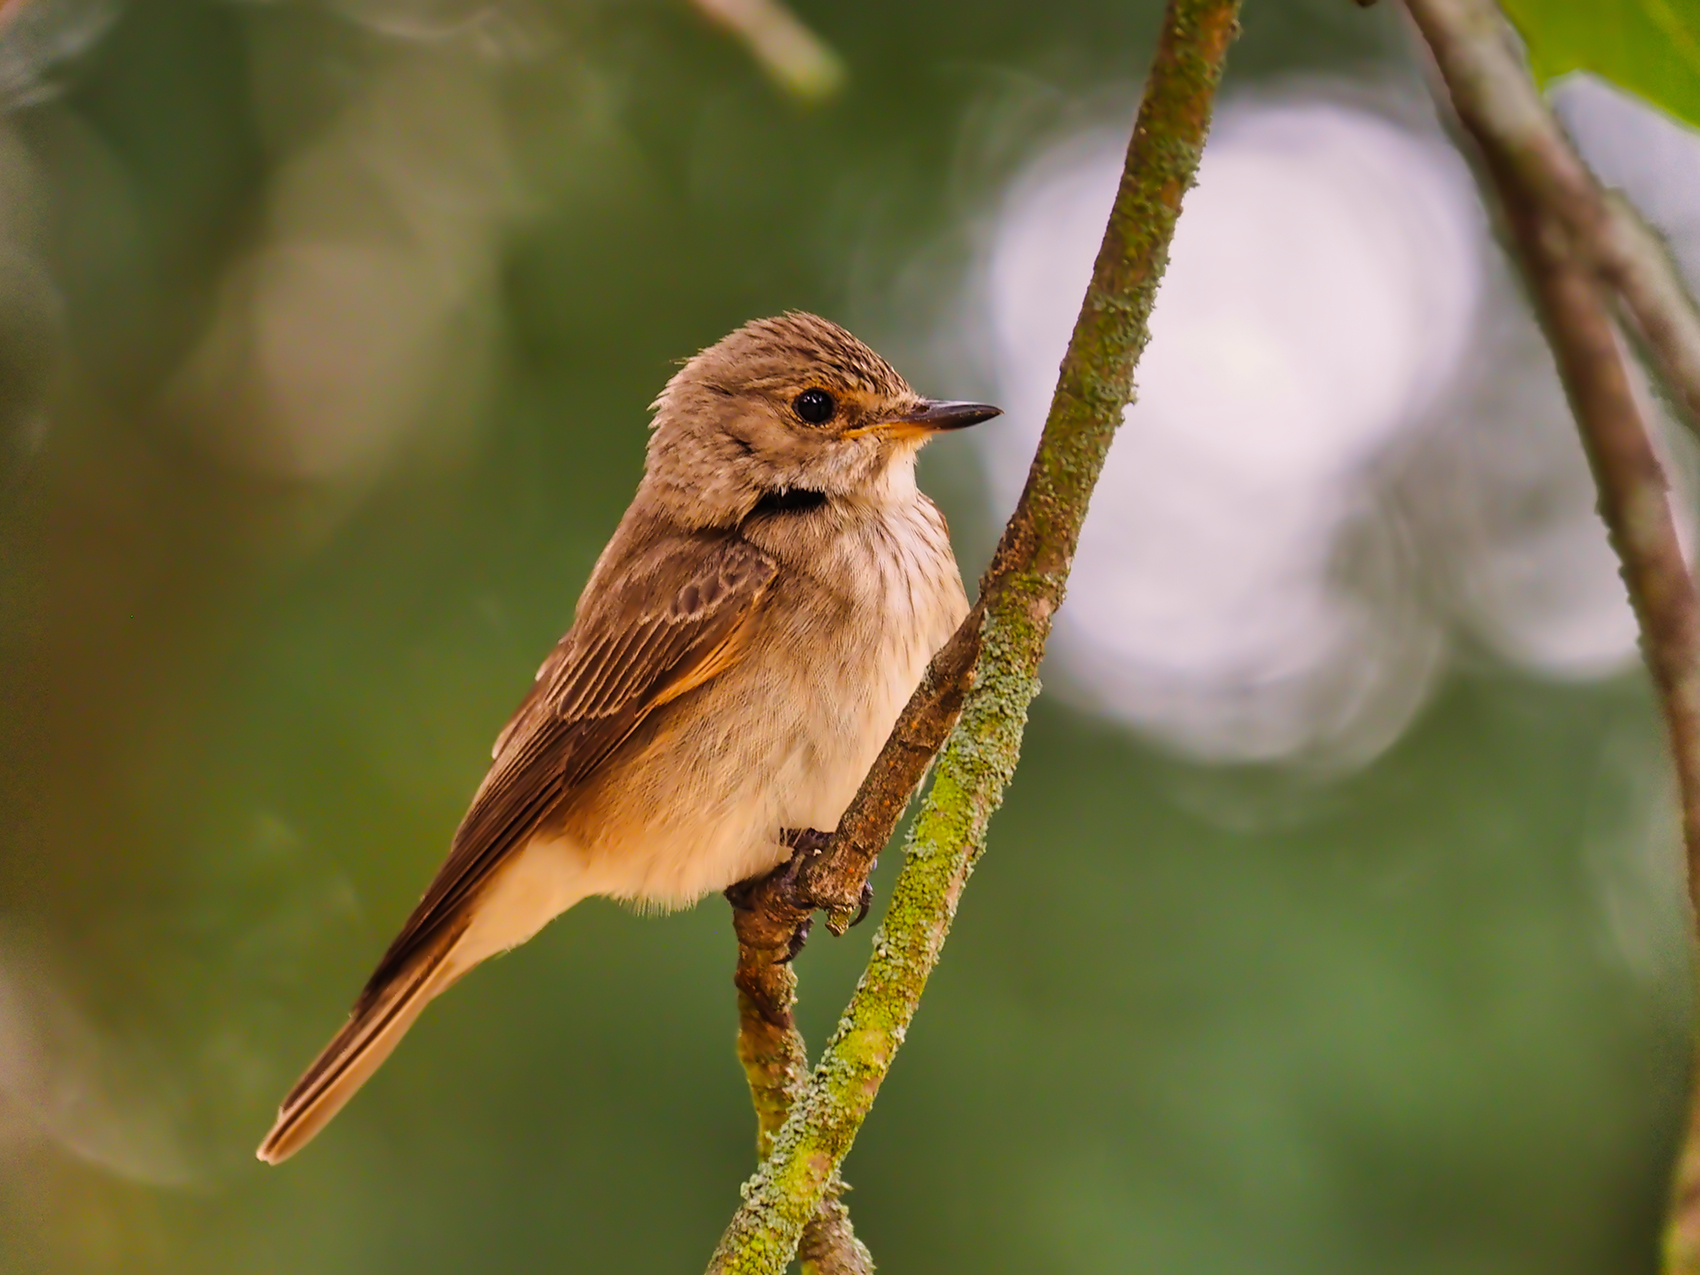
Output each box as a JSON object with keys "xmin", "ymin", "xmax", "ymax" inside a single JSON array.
[
  {"xmin": 259, "ymin": 531, "xmax": 777, "ymax": 1162},
  {"xmin": 362, "ymin": 532, "xmax": 777, "ymax": 993}
]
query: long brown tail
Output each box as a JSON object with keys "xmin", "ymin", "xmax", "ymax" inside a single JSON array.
[{"xmin": 257, "ymin": 929, "xmax": 463, "ymax": 1164}]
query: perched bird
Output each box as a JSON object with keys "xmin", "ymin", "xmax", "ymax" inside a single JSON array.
[{"xmin": 257, "ymin": 313, "xmax": 999, "ymax": 1163}]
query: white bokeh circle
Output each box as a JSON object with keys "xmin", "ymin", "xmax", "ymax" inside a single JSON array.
[{"xmin": 978, "ymin": 92, "xmax": 1486, "ymax": 763}]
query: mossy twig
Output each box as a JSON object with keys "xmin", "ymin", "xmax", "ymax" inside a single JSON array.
[
  {"xmin": 727, "ymin": 911, "xmax": 871, "ymax": 1272},
  {"xmin": 708, "ymin": 0, "xmax": 1241, "ymax": 1268}
]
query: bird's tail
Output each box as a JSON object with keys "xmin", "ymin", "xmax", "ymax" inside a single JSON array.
[{"xmin": 256, "ymin": 926, "xmax": 465, "ymax": 1165}]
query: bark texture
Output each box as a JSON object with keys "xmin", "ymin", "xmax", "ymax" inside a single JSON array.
[{"xmin": 708, "ymin": 0, "xmax": 1242, "ymax": 1268}]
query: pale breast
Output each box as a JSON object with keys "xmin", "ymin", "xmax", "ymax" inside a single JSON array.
[
  {"xmin": 562, "ymin": 495, "xmax": 967, "ymax": 908},
  {"xmin": 772, "ymin": 496, "xmax": 966, "ymax": 828}
]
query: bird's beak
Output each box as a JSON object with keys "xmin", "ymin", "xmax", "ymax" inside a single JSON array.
[{"xmin": 843, "ymin": 399, "xmax": 1003, "ymax": 441}]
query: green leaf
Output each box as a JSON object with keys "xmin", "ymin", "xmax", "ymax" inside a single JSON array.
[{"xmin": 1500, "ymin": 0, "xmax": 1700, "ymax": 131}]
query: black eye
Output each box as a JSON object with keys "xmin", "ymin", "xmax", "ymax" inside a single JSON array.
[{"xmin": 793, "ymin": 388, "xmax": 836, "ymax": 424}]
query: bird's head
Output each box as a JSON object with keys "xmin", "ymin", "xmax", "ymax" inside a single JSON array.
[{"xmin": 642, "ymin": 312, "xmax": 1000, "ymax": 528}]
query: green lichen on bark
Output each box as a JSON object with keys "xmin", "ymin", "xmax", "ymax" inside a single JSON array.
[{"xmin": 706, "ymin": 0, "xmax": 1240, "ymax": 1268}]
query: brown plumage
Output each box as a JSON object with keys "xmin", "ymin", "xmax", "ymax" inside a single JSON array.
[{"xmin": 257, "ymin": 313, "xmax": 999, "ymax": 1164}]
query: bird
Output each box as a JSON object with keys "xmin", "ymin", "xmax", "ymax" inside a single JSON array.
[{"xmin": 256, "ymin": 312, "xmax": 1000, "ymax": 1163}]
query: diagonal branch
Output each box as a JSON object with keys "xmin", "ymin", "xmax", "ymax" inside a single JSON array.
[
  {"xmin": 1396, "ymin": 0, "xmax": 1700, "ymax": 434},
  {"xmin": 728, "ymin": 903, "xmax": 871, "ymax": 1273},
  {"xmin": 1600, "ymin": 191, "xmax": 1700, "ymax": 432},
  {"xmin": 1398, "ymin": 1, "xmax": 1700, "ymax": 1271},
  {"xmin": 707, "ymin": 0, "xmax": 1242, "ymax": 1269},
  {"xmin": 723, "ymin": 618, "xmax": 982, "ymax": 1271},
  {"xmin": 687, "ymin": 0, "xmax": 847, "ymax": 102}
]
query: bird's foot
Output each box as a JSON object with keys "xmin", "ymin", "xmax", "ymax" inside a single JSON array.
[
  {"xmin": 770, "ymin": 827, "xmax": 834, "ymax": 960},
  {"xmin": 725, "ymin": 827, "xmax": 878, "ymax": 961},
  {"xmin": 777, "ymin": 833, "xmax": 881, "ymax": 945}
]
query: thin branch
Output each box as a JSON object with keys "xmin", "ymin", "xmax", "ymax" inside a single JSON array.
[
  {"xmin": 687, "ymin": 0, "xmax": 847, "ymax": 102},
  {"xmin": 721, "ymin": 614, "xmax": 982, "ymax": 1269},
  {"xmin": 728, "ymin": 908, "xmax": 871, "ymax": 1273},
  {"xmin": 1404, "ymin": 0, "xmax": 1700, "ymax": 1021},
  {"xmin": 792, "ymin": 1193, "xmax": 871, "ymax": 1275},
  {"xmin": 1602, "ymin": 191, "xmax": 1700, "ymax": 431},
  {"xmin": 1400, "ymin": 1, "xmax": 1700, "ymax": 1270},
  {"xmin": 705, "ymin": 0, "xmax": 1242, "ymax": 1268},
  {"xmin": 1395, "ymin": 0, "xmax": 1700, "ymax": 434}
]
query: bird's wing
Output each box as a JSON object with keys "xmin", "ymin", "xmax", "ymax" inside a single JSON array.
[{"xmin": 362, "ymin": 531, "xmax": 778, "ymax": 994}]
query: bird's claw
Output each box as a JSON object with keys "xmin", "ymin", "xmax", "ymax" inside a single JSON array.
[
  {"xmin": 772, "ymin": 827, "xmax": 834, "ymax": 958},
  {"xmin": 848, "ymin": 855, "xmax": 879, "ymax": 929}
]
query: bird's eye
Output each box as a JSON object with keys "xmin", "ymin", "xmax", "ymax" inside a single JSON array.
[{"xmin": 792, "ymin": 388, "xmax": 836, "ymax": 425}]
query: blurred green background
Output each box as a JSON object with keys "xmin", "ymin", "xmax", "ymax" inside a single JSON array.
[{"xmin": 0, "ymin": 1, "xmax": 1690, "ymax": 1272}]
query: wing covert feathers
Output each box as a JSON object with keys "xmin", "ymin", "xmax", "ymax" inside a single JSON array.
[
  {"xmin": 373, "ymin": 532, "xmax": 776, "ymax": 987},
  {"xmin": 258, "ymin": 528, "xmax": 777, "ymax": 1163}
]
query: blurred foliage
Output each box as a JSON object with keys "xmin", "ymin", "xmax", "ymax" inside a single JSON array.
[
  {"xmin": 1503, "ymin": 0, "xmax": 1700, "ymax": 131},
  {"xmin": 0, "ymin": 1, "xmax": 1690, "ymax": 1274}
]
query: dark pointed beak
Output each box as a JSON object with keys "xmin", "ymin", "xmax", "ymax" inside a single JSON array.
[
  {"xmin": 845, "ymin": 399, "xmax": 1003, "ymax": 440},
  {"xmin": 899, "ymin": 399, "xmax": 1004, "ymax": 431}
]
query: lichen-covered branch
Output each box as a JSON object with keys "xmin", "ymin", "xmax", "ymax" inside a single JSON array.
[
  {"xmin": 720, "ymin": 613, "xmax": 981, "ymax": 1271},
  {"xmin": 721, "ymin": 617, "xmax": 985, "ymax": 1270},
  {"xmin": 705, "ymin": 0, "xmax": 1241, "ymax": 1269},
  {"xmin": 1399, "ymin": 2, "xmax": 1700, "ymax": 1271},
  {"xmin": 727, "ymin": 910, "xmax": 871, "ymax": 1273}
]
